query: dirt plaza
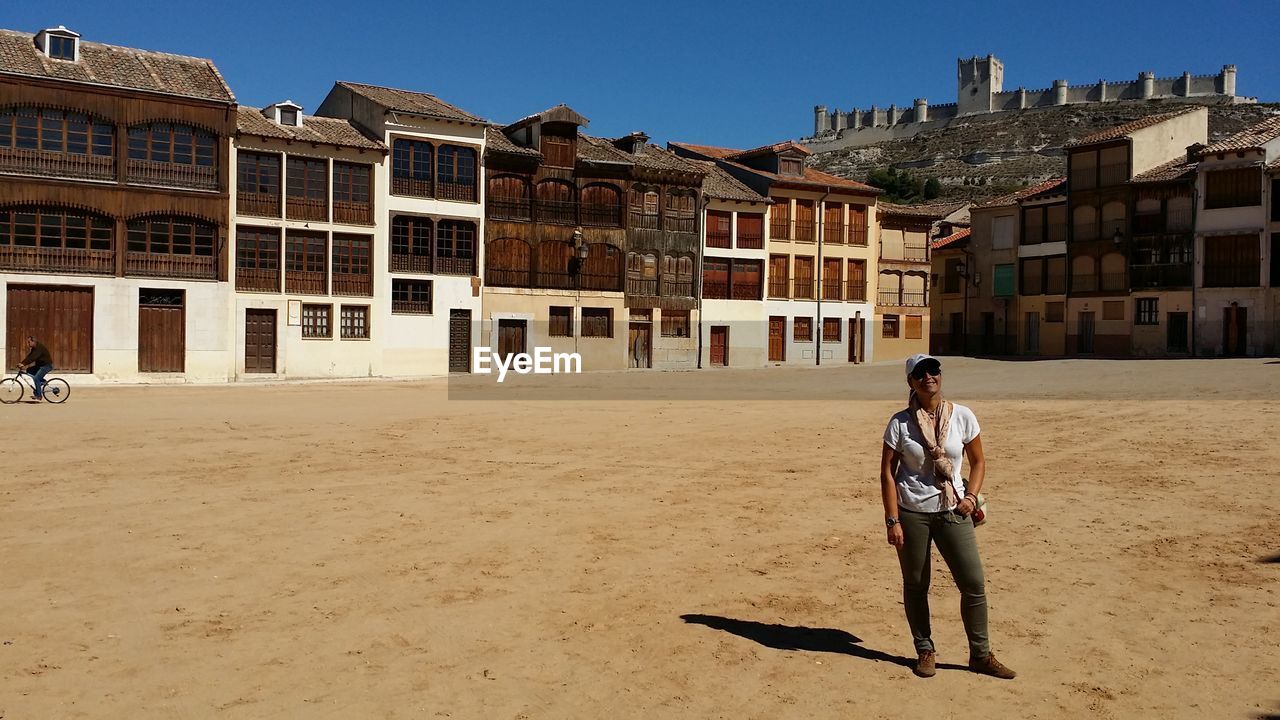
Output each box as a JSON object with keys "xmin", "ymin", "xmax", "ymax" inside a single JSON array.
[{"xmin": 1, "ymin": 358, "xmax": 1277, "ymax": 719}]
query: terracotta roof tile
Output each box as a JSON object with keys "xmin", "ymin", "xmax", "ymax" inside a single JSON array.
[
  {"xmin": 576, "ymin": 134, "xmax": 634, "ymax": 165},
  {"xmin": 1129, "ymin": 157, "xmax": 1198, "ymax": 183},
  {"xmin": 728, "ymin": 140, "xmax": 812, "ymax": 161},
  {"xmin": 484, "ymin": 127, "xmax": 541, "ymax": 158},
  {"xmin": 1268, "ymin": 158, "xmax": 1280, "ymax": 174},
  {"xmin": 931, "ymin": 227, "xmax": 970, "ymax": 250},
  {"xmin": 0, "ymin": 28, "xmax": 233, "ymax": 103},
  {"xmin": 336, "ymin": 81, "xmax": 485, "ymax": 124},
  {"xmin": 1199, "ymin": 115, "xmax": 1280, "ymax": 155},
  {"xmin": 975, "ymin": 178, "xmax": 1067, "ymax": 208},
  {"xmin": 667, "ymin": 141, "xmax": 737, "ymax": 159},
  {"xmin": 878, "ymin": 201, "xmax": 969, "ymax": 219},
  {"xmin": 671, "ymin": 140, "xmax": 878, "ymax": 195},
  {"xmin": 629, "ymin": 143, "xmax": 705, "ymax": 175},
  {"xmin": 1065, "ymin": 107, "xmax": 1201, "ymax": 148},
  {"xmin": 692, "ymin": 160, "xmax": 770, "ymax": 203},
  {"xmin": 236, "ymin": 107, "xmax": 384, "ymax": 151}
]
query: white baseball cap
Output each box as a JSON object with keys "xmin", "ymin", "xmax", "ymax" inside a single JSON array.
[{"xmin": 904, "ymin": 353, "xmax": 941, "ymax": 377}]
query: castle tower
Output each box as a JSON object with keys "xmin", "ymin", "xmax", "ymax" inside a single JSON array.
[
  {"xmin": 814, "ymin": 105, "xmax": 828, "ymax": 135},
  {"xmin": 1221, "ymin": 65, "xmax": 1237, "ymax": 96},
  {"xmin": 957, "ymin": 54, "xmax": 1004, "ymax": 115}
]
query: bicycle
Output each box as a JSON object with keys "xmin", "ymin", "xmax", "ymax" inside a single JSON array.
[{"xmin": 0, "ymin": 368, "xmax": 70, "ymax": 405}]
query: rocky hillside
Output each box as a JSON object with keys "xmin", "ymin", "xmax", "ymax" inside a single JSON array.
[{"xmin": 808, "ymin": 99, "xmax": 1280, "ymax": 202}]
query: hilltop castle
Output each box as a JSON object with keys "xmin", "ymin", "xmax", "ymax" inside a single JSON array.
[{"xmin": 806, "ymin": 55, "xmax": 1249, "ymax": 150}]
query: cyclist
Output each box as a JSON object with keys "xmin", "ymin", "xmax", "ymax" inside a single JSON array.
[{"xmin": 17, "ymin": 336, "xmax": 54, "ymax": 401}]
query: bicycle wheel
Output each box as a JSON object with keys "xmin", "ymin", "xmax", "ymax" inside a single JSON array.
[
  {"xmin": 42, "ymin": 378, "xmax": 70, "ymax": 404},
  {"xmin": 0, "ymin": 378, "xmax": 22, "ymax": 404}
]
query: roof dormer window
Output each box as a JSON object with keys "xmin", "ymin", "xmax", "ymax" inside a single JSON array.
[
  {"xmin": 780, "ymin": 156, "xmax": 803, "ymax": 177},
  {"xmin": 262, "ymin": 101, "xmax": 303, "ymax": 127},
  {"xmin": 35, "ymin": 26, "xmax": 80, "ymax": 62}
]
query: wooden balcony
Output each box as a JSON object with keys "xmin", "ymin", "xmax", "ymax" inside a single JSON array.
[
  {"xmin": 392, "ymin": 176, "xmax": 433, "ymax": 198},
  {"xmin": 1100, "ymin": 272, "xmax": 1127, "ymax": 292},
  {"xmin": 286, "ymin": 197, "xmax": 327, "ymax": 222},
  {"xmin": 488, "ymin": 199, "xmax": 531, "ymax": 221},
  {"xmin": 706, "ymin": 231, "xmax": 731, "ymax": 249},
  {"xmin": 737, "ymin": 231, "xmax": 764, "ymax": 250},
  {"xmin": 580, "ymin": 272, "xmax": 622, "ymax": 292},
  {"xmin": 822, "ymin": 280, "xmax": 842, "ymax": 300},
  {"xmin": 768, "ymin": 279, "xmax": 789, "ymax": 298},
  {"xmin": 0, "ymin": 147, "xmax": 115, "ymax": 182},
  {"xmin": 663, "ymin": 278, "xmax": 693, "ymax": 297},
  {"xmin": 127, "ymin": 159, "xmax": 218, "ymax": 191},
  {"xmin": 627, "ymin": 277, "xmax": 658, "ymax": 296},
  {"xmin": 435, "ymin": 256, "xmax": 476, "ymax": 276},
  {"xmin": 237, "ymin": 192, "xmax": 280, "ymax": 218},
  {"xmin": 392, "ymin": 299, "xmax": 433, "ymax": 314},
  {"xmin": 847, "ymin": 283, "xmax": 867, "ymax": 302},
  {"xmin": 792, "ymin": 278, "xmax": 815, "ymax": 299},
  {"xmin": 537, "ymin": 200, "xmax": 578, "ymax": 225},
  {"xmin": 539, "ymin": 270, "xmax": 575, "ymax": 290},
  {"xmin": 437, "ymin": 181, "xmax": 476, "ymax": 203},
  {"xmin": 333, "ymin": 201, "xmax": 373, "ymax": 225},
  {"xmin": 125, "ymin": 252, "xmax": 217, "ymax": 280},
  {"xmin": 286, "ymin": 270, "xmax": 327, "ymax": 295},
  {"xmin": 485, "ymin": 267, "xmax": 531, "ymax": 288},
  {"xmin": 390, "ymin": 253, "xmax": 432, "ymax": 274},
  {"xmin": 581, "ymin": 204, "xmax": 622, "ymax": 227},
  {"xmin": 333, "ymin": 272, "xmax": 372, "ymax": 297},
  {"xmin": 235, "ymin": 267, "xmax": 279, "ymax": 293},
  {"xmin": 1131, "ymin": 264, "xmax": 1192, "ymax": 289},
  {"xmin": 0, "ymin": 245, "xmax": 114, "ymax": 275},
  {"xmin": 794, "ymin": 222, "xmax": 816, "ymax": 242},
  {"xmin": 667, "ymin": 216, "xmax": 697, "ymax": 234}
]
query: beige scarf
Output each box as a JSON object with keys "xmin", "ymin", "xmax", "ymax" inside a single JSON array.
[{"xmin": 909, "ymin": 391, "xmax": 957, "ymax": 510}]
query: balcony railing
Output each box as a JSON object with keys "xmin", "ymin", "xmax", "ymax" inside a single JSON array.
[
  {"xmin": 627, "ymin": 277, "xmax": 658, "ymax": 296},
  {"xmin": 792, "ymin": 277, "xmax": 815, "ymax": 299},
  {"xmin": 127, "ymin": 159, "xmax": 218, "ymax": 191},
  {"xmin": 847, "ymin": 282, "xmax": 867, "ymax": 302},
  {"xmin": 580, "ymin": 271, "xmax": 622, "ymax": 292},
  {"xmin": 668, "ymin": 216, "xmax": 697, "ymax": 234},
  {"xmin": 235, "ymin": 267, "xmax": 279, "ymax": 293},
  {"xmin": 485, "ymin": 267, "xmax": 530, "ymax": 288},
  {"xmin": 488, "ymin": 198, "xmax": 531, "ymax": 221},
  {"xmin": 849, "ymin": 228, "xmax": 868, "ymax": 246},
  {"xmin": 769, "ymin": 221, "xmax": 790, "ymax": 240},
  {"xmin": 285, "ymin": 270, "xmax": 326, "ymax": 295},
  {"xmin": 877, "ymin": 289, "xmax": 928, "ymax": 306},
  {"xmin": 701, "ymin": 281, "xmax": 760, "ymax": 300},
  {"xmin": 580, "ymin": 204, "xmax": 622, "ymax": 228},
  {"xmin": 1046, "ymin": 275, "xmax": 1067, "ymax": 294},
  {"xmin": 125, "ymin": 252, "xmax": 217, "ymax": 280},
  {"xmin": 390, "ymin": 252, "xmax": 432, "ymax": 274},
  {"xmin": 822, "ymin": 280, "xmax": 842, "ymax": 300},
  {"xmin": 1131, "ymin": 264, "xmax": 1193, "ymax": 289},
  {"xmin": 333, "ymin": 272, "xmax": 372, "ymax": 297},
  {"xmin": 1203, "ymin": 264, "xmax": 1260, "ymax": 288},
  {"xmin": 1100, "ymin": 272, "xmax": 1127, "ymax": 292},
  {"xmin": 1071, "ymin": 168, "xmax": 1096, "ymax": 191},
  {"xmin": 437, "ymin": 181, "xmax": 476, "ymax": 203},
  {"xmin": 794, "ymin": 221, "xmax": 816, "ymax": 242},
  {"xmin": 1166, "ymin": 209, "xmax": 1193, "ymax": 233},
  {"xmin": 435, "ymin": 256, "xmax": 476, "ymax": 276},
  {"xmin": 903, "ymin": 244, "xmax": 928, "ymax": 261},
  {"xmin": 663, "ymin": 277, "xmax": 693, "ymax": 297},
  {"xmin": 286, "ymin": 197, "xmax": 327, "ymax": 222},
  {"xmin": 392, "ymin": 176, "xmax": 432, "ymax": 198},
  {"xmin": 1047, "ymin": 224, "xmax": 1068, "ymax": 243},
  {"xmin": 0, "ymin": 147, "xmax": 115, "ymax": 182},
  {"xmin": 0, "ymin": 246, "xmax": 114, "ymax": 275},
  {"xmin": 237, "ymin": 192, "xmax": 280, "ymax": 218},
  {"xmin": 1072, "ymin": 274, "xmax": 1098, "ymax": 292},
  {"xmin": 539, "ymin": 269, "xmax": 575, "ymax": 290},
  {"xmin": 737, "ymin": 231, "xmax": 763, "ymax": 249},
  {"xmin": 392, "ymin": 299, "xmax": 433, "ymax": 314},
  {"xmin": 768, "ymin": 279, "xmax": 789, "ymax": 298},
  {"xmin": 333, "ymin": 200, "xmax": 373, "ymax": 225},
  {"xmin": 537, "ymin": 200, "xmax": 578, "ymax": 225},
  {"xmin": 706, "ymin": 231, "xmax": 731, "ymax": 249},
  {"xmin": 877, "ymin": 289, "xmax": 899, "ymax": 305},
  {"xmin": 823, "ymin": 224, "xmax": 845, "ymax": 244}
]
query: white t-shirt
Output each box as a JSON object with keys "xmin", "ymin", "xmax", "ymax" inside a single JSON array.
[{"xmin": 882, "ymin": 402, "xmax": 981, "ymax": 513}]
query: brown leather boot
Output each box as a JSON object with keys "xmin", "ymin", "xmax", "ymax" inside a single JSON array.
[
  {"xmin": 914, "ymin": 650, "xmax": 937, "ymax": 678},
  {"xmin": 969, "ymin": 652, "xmax": 1016, "ymax": 679}
]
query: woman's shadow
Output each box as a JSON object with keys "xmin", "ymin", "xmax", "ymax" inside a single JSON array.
[{"xmin": 680, "ymin": 614, "xmax": 965, "ymax": 671}]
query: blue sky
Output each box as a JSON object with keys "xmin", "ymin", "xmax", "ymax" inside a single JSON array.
[{"xmin": 7, "ymin": 0, "xmax": 1277, "ymax": 148}]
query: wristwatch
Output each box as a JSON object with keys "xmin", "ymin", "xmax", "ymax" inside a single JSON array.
[{"xmin": 885, "ymin": 517, "xmax": 901, "ymax": 528}]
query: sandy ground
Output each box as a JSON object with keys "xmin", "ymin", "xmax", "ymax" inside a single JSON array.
[{"xmin": 1, "ymin": 358, "xmax": 1278, "ymax": 720}]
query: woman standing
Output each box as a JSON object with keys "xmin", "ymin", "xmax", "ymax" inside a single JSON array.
[{"xmin": 880, "ymin": 354, "xmax": 1016, "ymax": 679}]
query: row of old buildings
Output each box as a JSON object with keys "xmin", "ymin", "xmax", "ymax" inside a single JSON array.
[
  {"xmin": 0, "ymin": 25, "xmax": 948, "ymax": 382},
  {"xmin": 932, "ymin": 106, "xmax": 1280, "ymax": 358}
]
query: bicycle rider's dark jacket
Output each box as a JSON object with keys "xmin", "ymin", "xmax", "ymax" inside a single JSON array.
[{"xmin": 21, "ymin": 343, "xmax": 52, "ymax": 368}]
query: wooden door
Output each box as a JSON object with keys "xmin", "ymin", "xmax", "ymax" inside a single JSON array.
[
  {"xmin": 138, "ymin": 290, "xmax": 185, "ymax": 372},
  {"xmin": 244, "ymin": 309, "xmax": 276, "ymax": 373},
  {"xmin": 710, "ymin": 325, "xmax": 728, "ymax": 366},
  {"xmin": 848, "ymin": 318, "xmax": 864, "ymax": 363},
  {"xmin": 981, "ymin": 312, "xmax": 995, "ymax": 354},
  {"xmin": 1167, "ymin": 312, "xmax": 1188, "ymax": 353},
  {"xmin": 1024, "ymin": 312, "xmax": 1040, "ymax": 354},
  {"xmin": 1077, "ymin": 311, "xmax": 1095, "ymax": 354},
  {"xmin": 5, "ymin": 285, "xmax": 94, "ymax": 372},
  {"xmin": 1223, "ymin": 304, "xmax": 1246, "ymax": 356},
  {"xmin": 449, "ymin": 309, "xmax": 471, "ymax": 373},
  {"xmin": 768, "ymin": 316, "xmax": 786, "ymax": 362},
  {"xmin": 498, "ymin": 319, "xmax": 526, "ymax": 363},
  {"xmin": 628, "ymin": 322, "xmax": 651, "ymax": 368}
]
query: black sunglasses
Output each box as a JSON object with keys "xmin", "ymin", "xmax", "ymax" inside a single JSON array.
[{"xmin": 910, "ymin": 361, "xmax": 942, "ymax": 380}]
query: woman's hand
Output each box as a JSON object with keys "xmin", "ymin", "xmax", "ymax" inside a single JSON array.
[
  {"xmin": 955, "ymin": 497, "xmax": 975, "ymax": 517},
  {"xmin": 887, "ymin": 524, "xmax": 904, "ymax": 548}
]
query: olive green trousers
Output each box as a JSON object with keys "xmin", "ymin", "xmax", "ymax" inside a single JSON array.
[{"xmin": 896, "ymin": 507, "xmax": 990, "ymax": 657}]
